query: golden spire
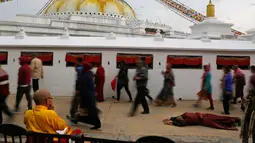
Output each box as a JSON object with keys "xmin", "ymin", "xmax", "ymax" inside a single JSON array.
[{"xmin": 206, "ymin": 0, "xmax": 215, "ymax": 17}]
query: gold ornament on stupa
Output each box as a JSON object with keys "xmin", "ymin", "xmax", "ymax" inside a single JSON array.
[
  {"xmin": 79, "ymin": 0, "xmax": 103, "ymax": 13},
  {"xmin": 206, "ymin": 0, "xmax": 215, "ymax": 17},
  {"xmin": 43, "ymin": 0, "xmax": 136, "ymax": 18}
]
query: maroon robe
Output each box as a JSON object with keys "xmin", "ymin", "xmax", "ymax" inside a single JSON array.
[
  {"xmin": 95, "ymin": 66, "xmax": 105, "ymax": 102},
  {"xmin": 176, "ymin": 112, "xmax": 239, "ymax": 130},
  {"xmin": 202, "ymin": 113, "xmax": 239, "ymax": 130}
]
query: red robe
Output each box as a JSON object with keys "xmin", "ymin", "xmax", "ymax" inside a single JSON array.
[{"xmin": 95, "ymin": 66, "xmax": 105, "ymax": 102}]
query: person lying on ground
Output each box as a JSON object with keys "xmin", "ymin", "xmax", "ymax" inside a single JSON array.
[{"xmin": 163, "ymin": 112, "xmax": 241, "ymax": 130}]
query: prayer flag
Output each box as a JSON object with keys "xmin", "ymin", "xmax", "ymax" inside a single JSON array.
[{"xmin": 0, "ymin": 0, "xmax": 12, "ymax": 3}]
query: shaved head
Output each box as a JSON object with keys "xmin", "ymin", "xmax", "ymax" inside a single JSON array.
[{"xmin": 33, "ymin": 89, "xmax": 51, "ymax": 105}]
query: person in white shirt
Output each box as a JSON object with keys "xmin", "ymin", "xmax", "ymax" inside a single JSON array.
[{"xmin": 30, "ymin": 53, "xmax": 44, "ymax": 92}]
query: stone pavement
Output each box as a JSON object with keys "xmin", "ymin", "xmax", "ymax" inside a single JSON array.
[{"xmin": 3, "ymin": 96, "xmax": 247, "ymax": 143}]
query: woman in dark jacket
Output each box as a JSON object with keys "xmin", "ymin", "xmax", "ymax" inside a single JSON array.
[
  {"xmin": 69, "ymin": 62, "xmax": 101, "ymax": 130},
  {"xmin": 114, "ymin": 60, "xmax": 132, "ymax": 103}
]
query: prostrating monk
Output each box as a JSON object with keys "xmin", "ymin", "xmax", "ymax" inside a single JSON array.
[
  {"xmin": 95, "ymin": 64, "xmax": 105, "ymax": 102},
  {"xmin": 114, "ymin": 60, "xmax": 132, "ymax": 103},
  {"xmin": 24, "ymin": 89, "xmax": 83, "ymax": 143},
  {"xmin": 69, "ymin": 62, "xmax": 101, "ymax": 130},
  {"xmin": 163, "ymin": 112, "xmax": 240, "ymax": 130},
  {"xmin": 15, "ymin": 57, "xmax": 32, "ymax": 112},
  {"xmin": 240, "ymin": 66, "xmax": 255, "ymax": 143},
  {"xmin": 232, "ymin": 65, "xmax": 246, "ymax": 111},
  {"xmin": 0, "ymin": 65, "xmax": 13, "ymax": 124},
  {"xmin": 155, "ymin": 63, "xmax": 176, "ymax": 107},
  {"xmin": 194, "ymin": 64, "xmax": 214, "ymax": 110}
]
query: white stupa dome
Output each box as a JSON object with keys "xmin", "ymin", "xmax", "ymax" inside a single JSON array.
[{"xmin": 43, "ymin": 0, "xmax": 136, "ymax": 18}]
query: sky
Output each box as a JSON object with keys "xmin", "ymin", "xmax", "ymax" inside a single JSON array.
[{"xmin": 0, "ymin": 0, "xmax": 254, "ymax": 33}]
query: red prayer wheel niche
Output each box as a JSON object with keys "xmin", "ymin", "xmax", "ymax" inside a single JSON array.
[
  {"xmin": 0, "ymin": 53, "xmax": 7, "ymax": 61},
  {"xmin": 167, "ymin": 56, "xmax": 184, "ymax": 65},
  {"xmin": 116, "ymin": 55, "xmax": 124, "ymax": 63},
  {"xmin": 124, "ymin": 56, "xmax": 137, "ymax": 64},
  {"xmin": 21, "ymin": 53, "xmax": 53, "ymax": 62},
  {"xmin": 20, "ymin": 53, "xmax": 32, "ymax": 62},
  {"xmin": 216, "ymin": 57, "xmax": 236, "ymax": 66},
  {"xmin": 65, "ymin": 53, "xmax": 84, "ymax": 63},
  {"xmin": 183, "ymin": 57, "xmax": 202, "ymax": 66},
  {"xmin": 145, "ymin": 56, "xmax": 153, "ymax": 64},
  {"xmin": 236, "ymin": 57, "xmax": 250, "ymax": 66},
  {"xmin": 37, "ymin": 54, "xmax": 53, "ymax": 62},
  {"xmin": 117, "ymin": 55, "xmax": 152, "ymax": 64},
  {"xmin": 84, "ymin": 55, "xmax": 101, "ymax": 63}
]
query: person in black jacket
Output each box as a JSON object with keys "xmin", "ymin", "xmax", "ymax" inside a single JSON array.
[
  {"xmin": 69, "ymin": 62, "xmax": 101, "ymax": 130},
  {"xmin": 114, "ymin": 60, "xmax": 132, "ymax": 103}
]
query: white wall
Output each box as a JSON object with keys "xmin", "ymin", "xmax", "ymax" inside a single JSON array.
[{"xmin": 1, "ymin": 47, "xmax": 254, "ymax": 100}]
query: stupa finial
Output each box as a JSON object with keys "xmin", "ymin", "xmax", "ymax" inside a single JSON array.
[{"xmin": 206, "ymin": 0, "xmax": 215, "ymax": 18}]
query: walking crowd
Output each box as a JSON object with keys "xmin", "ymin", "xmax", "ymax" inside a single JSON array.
[{"xmin": 0, "ymin": 54, "xmax": 255, "ymax": 143}]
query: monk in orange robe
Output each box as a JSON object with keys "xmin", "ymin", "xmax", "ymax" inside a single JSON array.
[{"xmin": 24, "ymin": 89, "xmax": 85, "ymax": 143}]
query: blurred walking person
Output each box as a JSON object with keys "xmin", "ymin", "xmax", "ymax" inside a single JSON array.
[
  {"xmin": 15, "ymin": 57, "xmax": 32, "ymax": 112},
  {"xmin": 155, "ymin": 63, "xmax": 176, "ymax": 107},
  {"xmin": 232, "ymin": 65, "xmax": 246, "ymax": 111},
  {"xmin": 194, "ymin": 64, "xmax": 214, "ymax": 110},
  {"xmin": 240, "ymin": 66, "xmax": 255, "ymax": 143},
  {"xmin": 66, "ymin": 57, "xmax": 83, "ymax": 120},
  {"xmin": 114, "ymin": 60, "xmax": 132, "ymax": 103},
  {"xmin": 30, "ymin": 53, "xmax": 43, "ymax": 92},
  {"xmin": 95, "ymin": 64, "xmax": 105, "ymax": 102},
  {"xmin": 129, "ymin": 57, "xmax": 149, "ymax": 116},
  {"xmin": 221, "ymin": 66, "xmax": 233, "ymax": 115},
  {"xmin": 69, "ymin": 62, "xmax": 101, "ymax": 130},
  {"xmin": 0, "ymin": 65, "xmax": 13, "ymax": 123}
]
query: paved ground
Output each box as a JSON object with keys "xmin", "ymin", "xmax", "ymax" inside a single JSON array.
[{"xmin": 2, "ymin": 96, "xmax": 247, "ymax": 143}]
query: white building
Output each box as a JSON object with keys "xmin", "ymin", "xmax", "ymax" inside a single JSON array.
[{"xmin": 0, "ymin": 0, "xmax": 254, "ymax": 99}]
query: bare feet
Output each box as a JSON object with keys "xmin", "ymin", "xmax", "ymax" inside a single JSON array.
[
  {"xmin": 163, "ymin": 120, "xmax": 173, "ymax": 125},
  {"xmin": 162, "ymin": 118, "xmax": 170, "ymax": 122}
]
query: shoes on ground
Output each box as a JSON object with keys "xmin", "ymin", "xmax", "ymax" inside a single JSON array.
[
  {"xmin": 221, "ymin": 112, "xmax": 230, "ymax": 115},
  {"xmin": 141, "ymin": 111, "xmax": 149, "ymax": 114},
  {"xmin": 90, "ymin": 126, "xmax": 101, "ymax": 130},
  {"xmin": 206, "ymin": 107, "xmax": 214, "ymax": 110}
]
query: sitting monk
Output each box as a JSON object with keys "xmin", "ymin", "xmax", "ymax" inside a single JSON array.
[
  {"xmin": 24, "ymin": 89, "xmax": 84, "ymax": 143},
  {"xmin": 163, "ymin": 112, "xmax": 241, "ymax": 130}
]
